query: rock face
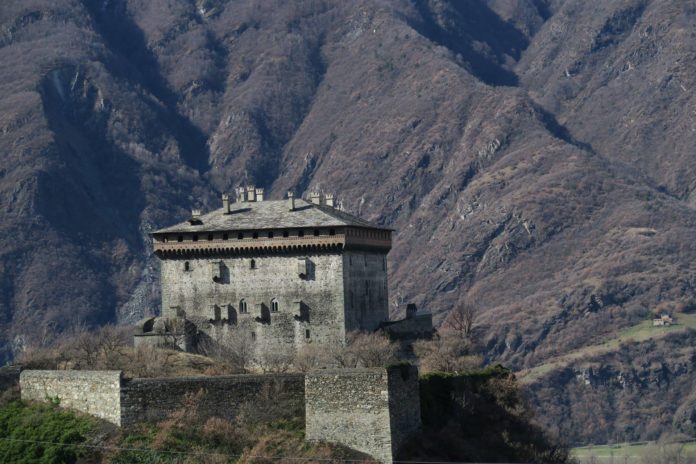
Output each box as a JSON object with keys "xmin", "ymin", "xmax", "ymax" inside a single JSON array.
[{"xmin": 1, "ymin": 0, "xmax": 695, "ymax": 443}]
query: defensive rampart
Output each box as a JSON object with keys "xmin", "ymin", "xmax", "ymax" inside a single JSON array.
[{"xmin": 305, "ymin": 365, "xmax": 421, "ymax": 463}]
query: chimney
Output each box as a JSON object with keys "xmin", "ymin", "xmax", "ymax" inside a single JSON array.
[
  {"xmin": 255, "ymin": 188, "xmax": 264, "ymax": 202},
  {"xmin": 310, "ymin": 192, "xmax": 322, "ymax": 205},
  {"xmin": 222, "ymin": 194, "xmax": 231, "ymax": 214},
  {"xmin": 191, "ymin": 209, "xmax": 201, "ymax": 219},
  {"xmin": 288, "ymin": 191, "xmax": 295, "ymax": 211},
  {"xmin": 236, "ymin": 187, "xmax": 246, "ymax": 202},
  {"xmin": 246, "ymin": 186, "xmax": 256, "ymax": 202},
  {"xmin": 325, "ymin": 193, "xmax": 334, "ymax": 207}
]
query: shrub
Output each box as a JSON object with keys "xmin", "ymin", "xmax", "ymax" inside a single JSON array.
[{"xmin": 0, "ymin": 400, "xmax": 97, "ymax": 463}]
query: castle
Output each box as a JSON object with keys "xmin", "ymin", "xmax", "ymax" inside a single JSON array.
[{"xmin": 135, "ymin": 187, "xmax": 398, "ymax": 359}]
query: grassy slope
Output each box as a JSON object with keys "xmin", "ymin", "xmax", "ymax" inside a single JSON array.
[
  {"xmin": 517, "ymin": 313, "xmax": 696, "ymax": 384},
  {"xmin": 573, "ymin": 440, "xmax": 696, "ymax": 459}
]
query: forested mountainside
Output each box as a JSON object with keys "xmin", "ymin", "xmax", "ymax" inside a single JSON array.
[{"xmin": 1, "ymin": 0, "xmax": 695, "ymax": 444}]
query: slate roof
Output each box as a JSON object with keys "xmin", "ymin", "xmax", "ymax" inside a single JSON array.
[{"xmin": 153, "ymin": 199, "xmax": 391, "ymax": 234}]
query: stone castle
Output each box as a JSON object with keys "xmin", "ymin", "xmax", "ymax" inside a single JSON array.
[
  {"xmin": 17, "ymin": 189, "xmax": 433, "ymax": 463},
  {"xmin": 134, "ymin": 187, "xmax": 428, "ymax": 359}
]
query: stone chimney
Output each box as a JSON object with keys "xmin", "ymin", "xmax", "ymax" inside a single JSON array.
[
  {"xmin": 255, "ymin": 188, "xmax": 264, "ymax": 202},
  {"xmin": 222, "ymin": 194, "xmax": 231, "ymax": 214},
  {"xmin": 288, "ymin": 191, "xmax": 295, "ymax": 211},
  {"xmin": 325, "ymin": 193, "xmax": 334, "ymax": 207},
  {"xmin": 310, "ymin": 192, "xmax": 322, "ymax": 205},
  {"xmin": 246, "ymin": 186, "xmax": 256, "ymax": 202},
  {"xmin": 235, "ymin": 187, "xmax": 246, "ymax": 202}
]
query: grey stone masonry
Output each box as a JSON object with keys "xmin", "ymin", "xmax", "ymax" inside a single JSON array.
[
  {"xmin": 20, "ymin": 370, "xmax": 305, "ymax": 428},
  {"xmin": 20, "ymin": 370, "xmax": 123, "ymax": 425},
  {"xmin": 305, "ymin": 366, "xmax": 421, "ymax": 463},
  {"xmin": 120, "ymin": 373, "xmax": 305, "ymax": 426}
]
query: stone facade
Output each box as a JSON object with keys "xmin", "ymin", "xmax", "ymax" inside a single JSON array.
[
  {"xmin": 20, "ymin": 370, "xmax": 305, "ymax": 427},
  {"xmin": 146, "ymin": 190, "xmax": 393, "ymax": 360},
  {"xmin": 20, "ymin": 370, "xmax": 123, "ymax": 425},
  {"xmin": 305, "ymin": 366, "xmax": 422, "ymax": 463}
]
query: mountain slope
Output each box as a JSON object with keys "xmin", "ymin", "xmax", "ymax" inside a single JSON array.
[{"xmin": 1, "ymin": 0, "xmax": 695, "ymax": 443}]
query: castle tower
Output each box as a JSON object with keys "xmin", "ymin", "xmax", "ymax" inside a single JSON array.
[{"xmin": 150, "ymin": 188, "xmax": 392, "ymax": 359}]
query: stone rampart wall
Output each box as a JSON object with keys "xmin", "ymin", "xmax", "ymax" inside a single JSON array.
[
  {"xmin": 120, "ymin": 373, "xmax": 305, "ymax": 426},
  {"xmin": 20, "ymin": 370, "xmax": 122, "ymax": 425},
  {"xmin": 305, "ymin": 366, "xmax": 421, "ymax": 463}
]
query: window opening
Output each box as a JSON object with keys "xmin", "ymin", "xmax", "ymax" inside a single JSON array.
[
  {"xmin": 268, "ymin": 231, "xmax": 274, "ymax": 238},
  {"xmin": 240, "ymin": 299, "xmax": 248, "ymax": 313},
  {"xmin": 223, "ymin": 233, "xmax": 229, "ymax": 240},
  {"xmin": 192, "ymin": 234, "xmax": 198, "ymax": 242},
  {"xmin": 283, "ymin": 230, "xmax": 289, "ymax": 237},
  {"xmin": 271, "ymin": 299, "xmax": 279, "ymax": 313},
  {"xmin": 329, "ymin": 228, "xmax": 335, "ymax": 236},
  {"xmin": 177, "ymin": 235, "xmax": 183, "ymax": 242},
  {"xmin": 298, "ymin": 230, "xmax": 304, "ymax": 237},
  {"xmin": 250, "ymin": 259, "xmax": 256, "ymax": 269},
  {"xmin": 184, "ymin": 261, "xmax": 190, "ymax": 272},
  {"xmin": 313, "ymin": 229, "xmax": 320, "ymax": 236},
  {"xmin": 305, "ymin": 329, "xmax": 310, "ymax": 339},
  {"xmin": 207, "ymin": 234, "xmax": 213, "ymax": 241},
  {"xmin": 238, "ymin": 232, "xmax": 244, "ymax": 239},
  {"xmin": 252, "ymin": 232, "xmax": 258, "ymax": 239},
  {"xmin": 251, "ymin": 332, "xmax": 256, "ymax": 341}
]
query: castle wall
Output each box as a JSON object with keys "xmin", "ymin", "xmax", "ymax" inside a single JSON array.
[
  {"xmin": 120, "ymin": 373, "xmax": 305, "ymax": 426},
  {"xmin": 20, "ymin": 370, "xmax": 305, "ymax": 427},
  {"xmin": 20, "ymin": 370, "xmax": 122, "ymax": 425},
  {"xmin": 342, "ymin": 251, "xmax": 390, "ymax": 332},
  {"xmin": 305, "ymin": 366, "xmax": 421, "ymax": 463},
  {"xmin": 160, "ymin": 253, "xmax": 345, "ymax": 357}
]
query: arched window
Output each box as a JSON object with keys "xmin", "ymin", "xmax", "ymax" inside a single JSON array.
[
  {"xmin": 184, "ymin": 261, "xmax": 190, "ymax": 272},
  {"xmin": 271, "ymin": 299, "xmax": 279, "ymax": 313},
  {"xmin": 250, "ymin": 259, "xmax": 256, "ymax": 269},
  {"xmin": 239, "ymin": 299, "xmax": 248, "ymax": 314}
]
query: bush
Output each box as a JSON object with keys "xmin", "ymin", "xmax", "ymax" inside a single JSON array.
[{"xmin": 0, "ymin": 400, "xmax": 97, "ymax": 463}]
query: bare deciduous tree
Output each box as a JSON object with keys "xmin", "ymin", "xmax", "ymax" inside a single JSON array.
[{"xmin": 444, "ymin": 300, "xmax": 479, "ymax": 338}]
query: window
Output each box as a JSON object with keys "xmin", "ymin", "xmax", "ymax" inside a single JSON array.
[
  {"xmin": 271, "ymin": 299, "xmax": 279, "ymax": 313},
  {"xmin": 238, "ymin": 232, "xmax": 244, "ymax": 239},
  {"xmin": 267, "ymin": 231, "xmax": 274, "ymax": 238},
  {"xmin": 313, "ymin": 229, "xmax": 320, "ymax": 236},
  {"xmin": 177, "ymin": 235, "xmax": 183, "ymax": 242},
  {"xmin": 329, "ymin": 228, "xmax": 335, "ymax": 236},
  {"xmin": 240, "ymin": 299, "xmax": 248, "ymax": 313},
  {"xmin": 223, "ymin": 233, "xmax": 228, "ymax": 240},
  {"xmin": 251, "ymin": 332, "xmax": 256, "ymax": 341},
  {"xmin": 184, "ymin": 261, "xmax": 190, "ymax": 272},
  {"xmin": 298, "ymin": 230, "xmax": 304, "ymax": 237},
  {"xmin": 283, "ymin": 230, "xmax": 289, "ymax": 237},
  {"xmin": 250, "ymin": 259, "xmax": 256, "ymax": 269},
  {"xmin": 193, "ymin": 234, "xmax": 198, "ymax": 242},
  {"xmin": 207, "ymin": 234, "xmax": 213, "ymax": 241},
  {"xmin": 305, "ymin": 329, "xmax": 310, "ymax": 339},
  {"xmin": 252, "ymin": 232, "xmax": 258, "ymax": 239}
]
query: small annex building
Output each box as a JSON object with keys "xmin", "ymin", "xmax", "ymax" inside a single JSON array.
[{"xmin": 135, "ymin": 187, "xmax": 396, "ymax": 361}]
